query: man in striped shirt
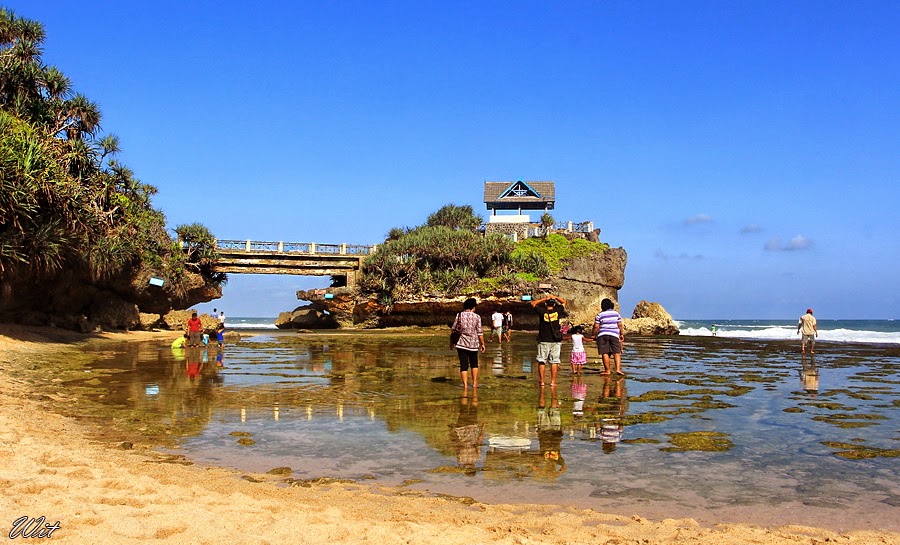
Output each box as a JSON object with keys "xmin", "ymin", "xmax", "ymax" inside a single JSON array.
[{"xmin": 591, "ymin": 298, "xmax": 626, "ymax": 376}]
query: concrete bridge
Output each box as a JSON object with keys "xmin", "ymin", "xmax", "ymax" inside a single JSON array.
[{"xmin": 213, "ymin": 239, "xmax": 376, "ymax": 286}]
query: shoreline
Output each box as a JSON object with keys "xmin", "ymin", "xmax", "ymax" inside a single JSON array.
[{"xmin": 1, "ymin": 324, "xmax": 897, "ymax": 544}]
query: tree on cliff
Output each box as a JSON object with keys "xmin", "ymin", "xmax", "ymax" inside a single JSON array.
[
  {"xmin": 425, "ymin": 204, "xmax": 483, "ymax": 231},
  {"xmin": 0, "ymin": 8, "xmax": 222, "ymax": 319}
]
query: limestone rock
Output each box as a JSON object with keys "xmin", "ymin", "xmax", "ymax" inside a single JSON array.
[
  {"xmin": 139, "ymin": 312, "xmax": 163, "ymax": 330},
  {"xmin": 161, "ymin": 310, "xmax": 220, "ymax": 332},
  {"xmin": 551, "ymin": 247, "xmax": 627, "ymax": 327},
  {"xmin": 623, "ymin": 301, "xmax": 679, "ymax": 335},
  {"xmin": 275, "ymin": 306, "xmax": 338, "ymax": 329},
  {"xmin": 87, "ymin": 297, "xmax": 140, "ymax": 330}
]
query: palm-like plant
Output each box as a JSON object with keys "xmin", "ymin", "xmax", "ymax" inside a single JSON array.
[{"xmin": 0, "ymin": 8, "xmax": 226, "ymax": 312}]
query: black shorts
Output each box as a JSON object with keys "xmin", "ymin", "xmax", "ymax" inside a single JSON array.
[
  {"xmin": 457, "ymin": 348, "xmax": 479, "ymax": 372},
  {"xmin": 597, "ymin": 335, "xmax": 621, "ymax": 355}
]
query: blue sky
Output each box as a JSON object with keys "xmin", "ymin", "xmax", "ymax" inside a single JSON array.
[{"xmin": 10, "ymin": 1, "xmax": 899, "ymax": 319}]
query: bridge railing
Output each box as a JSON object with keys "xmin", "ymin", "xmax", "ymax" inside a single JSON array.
[{"xmin": 214, "ymin": 239, "xmax": 376, "ymax": 256}]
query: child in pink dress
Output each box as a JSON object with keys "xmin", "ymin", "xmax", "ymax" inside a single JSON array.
[{"xmin": 569, "ymin": 325, "xmax": 587, "ymax": 375}]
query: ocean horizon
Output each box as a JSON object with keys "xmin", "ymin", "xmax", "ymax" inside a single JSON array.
[{"xmin": 227, "ymin": 317, "xmax": 900, "ymax": 345}]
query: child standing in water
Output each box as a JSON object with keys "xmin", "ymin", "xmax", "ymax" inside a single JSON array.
[{"xmin": 568, "ymin": 325, "xmax": 587, "ymax": 375}]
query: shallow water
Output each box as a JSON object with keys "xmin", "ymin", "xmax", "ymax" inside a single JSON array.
[{"xmin": 74, "ymin": 332, "xmax": 899, "ymax": 532}]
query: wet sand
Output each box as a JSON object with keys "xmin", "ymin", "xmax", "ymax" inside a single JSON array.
[{"xmin": 1, "ymin": 324, "xmax": 897, "ymax": 544}]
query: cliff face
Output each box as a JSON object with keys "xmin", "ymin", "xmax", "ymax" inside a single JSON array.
[
  {"xmin": 0, "ymin": 267, "xmax": 222, "ymax": 332},
  {"xmin": 550, "ymin": 247, "xmax": 626, "ymax": 327},
  {"xmin": 294, "ymin": 247, "xmax": 639, "ymax": 330}
]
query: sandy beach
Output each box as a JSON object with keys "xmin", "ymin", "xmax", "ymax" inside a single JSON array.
[{"xmin": 0, "ymin": 324, "xmax": 897, "ymax": 545}]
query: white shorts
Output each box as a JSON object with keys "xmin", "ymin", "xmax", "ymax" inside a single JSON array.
[{"xmin": 537, "ymin": 342, "xmax": 562, "ymax": 364}]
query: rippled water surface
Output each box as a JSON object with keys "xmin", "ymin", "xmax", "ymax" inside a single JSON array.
[{"xmin": 75, "ymin": 331, "xmax": 899, "ymax": 531}]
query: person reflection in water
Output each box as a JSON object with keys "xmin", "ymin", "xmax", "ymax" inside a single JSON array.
[
  {"xmin": 534, "ymin": 385, "xmax": 565, "ymax": 477},
  {"xmin": 571, "ymin": 375, "xmax": 587, "ymax": 419},
  {"xmin": 451, "ymin": 392, "xmax": 484, "ymax": 475},
  {"xmin": 185, "ymin": 348, "xmax": 203, "ymax": 382},
  {"xmin": 800, "ymin": 355, "xmax": 819, "ymax": 397},
  {"xmin": 597, "ymin": 376, "xmax": 627, "ymax": 454}
]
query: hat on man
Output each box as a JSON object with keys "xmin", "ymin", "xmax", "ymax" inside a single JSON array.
[{"xmin": 806, "ymin": 308, "xmax": 813, "ymax": 314}]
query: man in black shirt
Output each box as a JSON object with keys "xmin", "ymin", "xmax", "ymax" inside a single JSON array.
[{"xmin": 531, "ymin": 295, "xmax": 568, "ymax": 387}]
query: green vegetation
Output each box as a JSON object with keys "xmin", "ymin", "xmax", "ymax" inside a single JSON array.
[
  {"xmin": 662, "ymin": 431, "xmax": 734, "ymax": 452},
  {"xmin": 425, "ymin": 203, "xmax": 483, "ymax": 231},
  {"xmin": 820, "ymin": 442, "xmax": 900, "ymax": 460},
  {"xmin": 360, "ymin": 205, "xmax": 608, "ymax": 303},
  {"xmin": 0, "ymin": 9, "xmax": 221, "ymax": 304},
  {"xmin": 512, "ymin": 233, "xmax": 609, "ymax": 275}
]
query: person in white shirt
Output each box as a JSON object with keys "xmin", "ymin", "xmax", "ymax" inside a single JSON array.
[
  {"xmin": 489, "ymin": 310, "xmax": 504, "ymax": 343},
  {"xmin": 797, "ymin": 308, "xmax": 818, "ymax": 353}
]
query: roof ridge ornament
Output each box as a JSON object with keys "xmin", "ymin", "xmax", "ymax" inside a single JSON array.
[{"xmin": 500, "ymin": 180, "xmax": 542, "ymax": 199}]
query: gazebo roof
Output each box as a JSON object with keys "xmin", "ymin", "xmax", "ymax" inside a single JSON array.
[{"xmin": 484, "ymin": 181, "xmax": 555, "ymax": 210}]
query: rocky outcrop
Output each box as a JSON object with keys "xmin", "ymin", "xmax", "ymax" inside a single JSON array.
[
  {"xmin": 623, "ymin": 300, "xmax": 680, "ymax": 335},
  {"xmin": 550, "ymin": 247, "xmax": 626, "ymax": 327},
  {"xmin": 275, "ymin": 305, "xmax": 339, "ymax": 329},
  {"xmin": 160, "ymin": 310, "xmax": 221, "ymax": 332},
  {"xmin": 0, "ymin": 266, "xmax": 222, "ymax": 332},
  {"xmin": 295, "ymin": 247, "xmax": 640, "ymax": 331}
]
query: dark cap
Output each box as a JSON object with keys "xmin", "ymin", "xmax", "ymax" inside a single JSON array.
[{"xmin": 806, "ymin": 308, "xmax": 813, "ymax": 313}]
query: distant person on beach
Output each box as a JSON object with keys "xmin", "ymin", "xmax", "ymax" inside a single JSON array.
[
  {"xmin": 217, "ymin": 311, "xmax": 226, "ymax": 328},
  {"xmin": 451, "ymin": 298, "xmax": 486, "ymax": 391},
  {"xmin": 186, "ymin": 312, "xmax": 203, "ymax": 347},
  {"xmin": 216, "ymin": 324, "xmax": 225, "ymax": 348},
  {"xmin": 531, "ymin": 295, "xmax": 568, "ymax": 387},
  {"xmin": 797, "ymin": 308, "xmax": 818, "ymax": 353},
  {"xmin": 489, "ymin": 309, "xmax": 504, "ymax": 343},
  {"xmin": 567, "ymin": 325, "xmax": 587, "ymax": 375},
  {"xmin": 711, "ymin": 324, "xmax": 718, "ymax": 336},
  {"xmin": 502, "ymin": 310, "xmax": 513, "ymax": 342},
  {"xmin": 591, "ymin": 298, "xmax": 625, "ymax": 376}
]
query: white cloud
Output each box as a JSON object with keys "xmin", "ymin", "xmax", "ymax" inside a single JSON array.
[
  {"xmin": 654, "ymin": 249, "xmax": 703, "ymax": 260},
  {"xmin": 740, "ymin": 224, "xmax": 763, "ymax": 234},
  {"xmin": 764, "ymin": 234, "xmax": 814, "ymax": 252},
  {"xmin": 785, "ymin": 234, "xmax": 813, "ymax": 251},
  {"xmin": 684, "ymin": 214, "xmax": 713, "ymax": 226}
]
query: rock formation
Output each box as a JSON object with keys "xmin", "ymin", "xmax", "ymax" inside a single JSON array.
[
  {"xmin": 550, "ymin": 247, "xmax": 626, "ymax": 327},
  {"xmin": 288, "ymin": 246, "xmax": 679, "ymax": 336},
  {"xmin": 0, "ymin": 266, "xmax": 221, "ymax": 332},
  {"xmin": 275, "ymin": 305, "xmax": 339, "ymax": 329},
  {"xmin": 624, "ymin": 300, "xmax": 680, "ymax": 335},
  {"xmin": 296, "ymin": 248, "xmax": 607, "ymax": 325}
]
